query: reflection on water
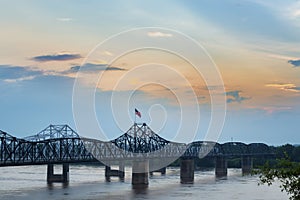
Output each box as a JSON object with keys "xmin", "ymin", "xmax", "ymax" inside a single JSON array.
[
  {"xmin": 0, "ymin": 165, "xmax": 289, "ymax": 200},
  {"xmin": 132, "ymin": 186, "xmax": 148, "ymax": 196},
  {"xmin": 47, "ymin": 182, "xmax": 69, "ymax": 190}
]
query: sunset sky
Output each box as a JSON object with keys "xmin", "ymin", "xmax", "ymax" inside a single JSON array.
[{"xmin": 1, "ymin": 0, "xmax": 300, "ymax": 145}]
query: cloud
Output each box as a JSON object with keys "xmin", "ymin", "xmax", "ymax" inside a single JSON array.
[
  {"xmin": 287, "ymin": 2, "xmax": 300, "ymax": 19},
  {"xmin": 266, "ymin": 83, "xmax": 300, "ymax": 92},
  {"xmin": 293, "ymin": 9, "xmax": 300, "ymax": 17},
  {"xmin": 101, "ymin": 51, "xmax": 113, "ymax": 56},
  {"xmin": 0, "ymin": 65, "xmax": 43, "ymax": 82},
  {"xmin": 147, "ymin": 31, "xmax": 173, "ymax": 38},
  {"xmin": 56, "ymin": 18, "xmax": 73, "ymax": 22},
  {"xmin": 267, "ymin": 54, "xmax": 298, "ymax": 61},
  {"xmin": 262, "ymin": 106, "xmax": 292, "ymax": 115},
  {"xmin": 63, "ymin": 63, "xmax": 126, "ymax": 74},
  {"xmin": 4, "ymin": 76, "xmax": 36, "ymax": 83},
  {"xmin": 288, "ymin": 59, "xmax": 300, "ymax": 67},
  {"xmin": 226, "ymin": 90, "xmax": 251, "ymax": 103},
  {"xmin": 32, "ymin": 53, "xmax": 81, "ymax": 62}
]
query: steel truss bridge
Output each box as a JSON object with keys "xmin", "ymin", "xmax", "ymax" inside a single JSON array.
[{"xmin": 0, "ymin": 123, "xmax": 273, "ymax": 167}]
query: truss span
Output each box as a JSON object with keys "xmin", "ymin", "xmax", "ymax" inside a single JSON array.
[{"xmin": 0, "ymin": 124, "xmax": 274, "ymax": 167}]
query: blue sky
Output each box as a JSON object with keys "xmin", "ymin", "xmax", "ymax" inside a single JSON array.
[{"xmin": 1, "ymin": 0, "xmax": 300, "ymax": 145}]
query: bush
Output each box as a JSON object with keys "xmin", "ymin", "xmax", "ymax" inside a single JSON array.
[{"xmin": 257, "ymin": 156, "xmax": 300, "ymax": 200}]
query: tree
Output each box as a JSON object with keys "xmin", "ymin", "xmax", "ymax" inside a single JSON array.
[{"xmin": 258, "ymin": 156, "xmax": 300, "ymax": 200}]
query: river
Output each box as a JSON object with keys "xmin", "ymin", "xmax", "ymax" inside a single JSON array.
[{"xmin": 0, "ymin": 165, "xmax": 288, "ymax": 200}]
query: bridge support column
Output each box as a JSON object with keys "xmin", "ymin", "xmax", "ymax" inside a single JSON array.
[
  {"xmin": 47, "ymin": 163, "xmax": 69, "ymax": 183},
  {"xmin": 132, "ymin": 160, "xmax": 149, "ymax": 186},
  {"xmin": 215, "ymin": 156, "xmax": 227, "ymax": 177},
  {"xmin": 242, "ymin": 156, "xmax": 253, "ymax": 175},
  {"xmin": 105, "ymin": 166, "xmax": 111, "ymax": 181},
  {"xmin": 119, "ymin": 162, "xmax": 125, "ymax": 179},
  {"xmin": 180, "ymin": 159, "xmax": 194, "ymax": 184},
  {"xmin": 105, "ymin": 162, "xmax": 125, "ymax": 181}
]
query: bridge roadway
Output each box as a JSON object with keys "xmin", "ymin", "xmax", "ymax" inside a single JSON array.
[{"xmin": 0, "ymin": 123, "xmax": 274, "ymax": 185}]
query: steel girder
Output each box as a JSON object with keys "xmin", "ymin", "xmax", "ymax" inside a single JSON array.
[{"xmin": 0, "ymin": 124, "xmax": 274, "ymax": 167}]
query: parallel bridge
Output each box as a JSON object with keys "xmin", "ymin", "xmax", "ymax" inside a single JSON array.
[{"xmin": 0, "ymin": 123, "xmax": 274, "ymax": 184}]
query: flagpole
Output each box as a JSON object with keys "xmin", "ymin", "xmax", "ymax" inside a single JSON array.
[
  {"xmin": 134, "ymin": 109, "xmax": 136, "ymax": 124},
  {"xmin": 134, "ymin": 110, "xmax": 136, "ymax": 151}
]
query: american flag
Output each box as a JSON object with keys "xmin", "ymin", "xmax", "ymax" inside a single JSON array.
[{"xmin": 135, "ymin": 108, "xmax": 141, "ymax": 118}]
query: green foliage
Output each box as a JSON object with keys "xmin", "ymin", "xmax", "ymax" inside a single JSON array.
[
  {"xmin": 195, "ymin": 157, "xmax": 215, "ymax": 168},
  {"xmin": 258, "ymin": 154, "xmax": 300, "ymax": 200},
  {"xmin": 227, "ymin": 158, "xmax": 241, "ymax": 168},
  {"xmin": 274, "ymin": 144, "xmax": 300, "ymax": 162}
]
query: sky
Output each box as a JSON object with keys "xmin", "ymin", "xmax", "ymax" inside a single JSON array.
[{"xmin": 1, "ymin": 0, "xmax": 300, "ymax": 145}]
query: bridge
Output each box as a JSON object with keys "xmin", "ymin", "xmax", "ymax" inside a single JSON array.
[{"xmin": 0, "ymin": 123, "xmax": 273, "ymax": 185}]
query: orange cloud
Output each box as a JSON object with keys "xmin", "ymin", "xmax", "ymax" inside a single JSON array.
[{"xmin": 265, "ymin": 83, "xmax": 300, "ymax": 92}]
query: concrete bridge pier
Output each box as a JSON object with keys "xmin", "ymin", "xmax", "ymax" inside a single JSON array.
[
  {"xmin": 105, "ymin": 162, "xmax": 125, "ymax": 181},
  {"xmin": 119, "ymin": 162, "xmax": 125, "ymax": 179},
  {"xmin": 180, "ymin": 158, "xmax": 194, "ymax": 184},
  {"xmin": 215, "ymin": 156, "xmax": 227, "ymax": 177},
  {"xmin": 132, "ymin": 160, "xmax": 149, "ymax": 186},
  {"xmin": 47, "ymin": 163, "xmax": 69, "ymax": 183},
  {"xmin": 242, "ymin": 156, "xmax": 253, "ymax": 175}
]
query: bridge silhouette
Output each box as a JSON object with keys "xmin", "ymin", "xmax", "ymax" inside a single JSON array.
[{"xmin": 0, "ymin": 123, "xmax": 273, "ymax": 185}]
